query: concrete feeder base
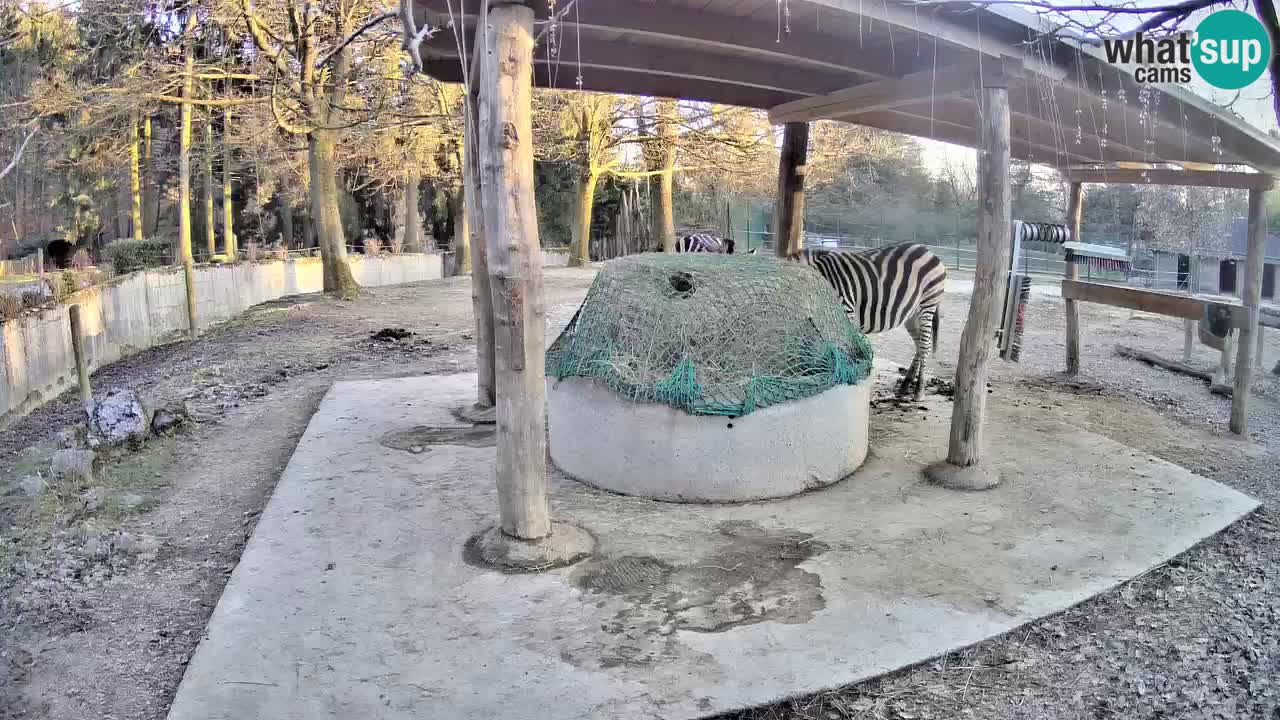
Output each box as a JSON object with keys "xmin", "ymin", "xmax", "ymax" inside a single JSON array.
[{"xmin": 547, "ymin": 377, "xmax": 871, "ymax": 502}]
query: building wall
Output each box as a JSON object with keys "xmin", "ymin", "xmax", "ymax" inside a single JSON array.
[{"xmin": 0, "ymin": 253, "xmax": 443, "ymax": 424}]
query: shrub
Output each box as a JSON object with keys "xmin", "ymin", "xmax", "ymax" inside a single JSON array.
[
  {"xmin": 364, "ymin": 237, "xmax": 381, "ymax": 256},
  {"xmin": 389, "ymin": 234, "xmax": 404, "ymax": 255},
  {"xmin": 246, "ymin": 242, "xmax": 260, "ymax": 262},
  {"xmin": 0, "ymin": 294, "xmax": 20, "ymax": 321},
  {"xmin": 105, "ymin": 239, "xmax": 169, "ymax": 275}
]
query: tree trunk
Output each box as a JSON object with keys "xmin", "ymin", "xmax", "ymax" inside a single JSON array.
[
  {"xmin": 178, "ymin": 13, "xmax": 198, "ymax": 338},
  {"xmin": 656, "ymin": 100, "xmax": 677, "ymax": 252},
  {"xmin": 945, "ymin": 85, "xmax": 1011, "ymax": 469},
  {"xmin": 478, "ymin": 0, "xmax": 551, "ymax": 539},
  {"xmin": 307, "ymin": 130, "xmax": 359, "ymax": 298},
  {"xmin": 774, "ymin": 121, "xmax": 809, "ymax": 257},
  {"xmin": 464, "ymin": 82, "xmax": 495, "ymax": 407},
  {"xmin": 1064, "ymin": 182, "xmax": 1084, "ymax": 374},
  {"xmin": 402, "ymin": 166, "xmax": 421, "ymax": 252},
  {"xmin": 142, "ymin": 115, "xmax": 157, "ymax": 237},
  {"xmin": 1230, "ymin": 188, "xmax": 1267, "ymax": 434},
  {"xmin": 223, "ymin": 107, "xmax": 236, "ymax": 258},
  {"xmin": 459, "ymin": 149, "xmax": 473, "ymax": 273},
  {"xmin": 572, "ymin": 170, "xmax": 599, "ymax": 266},
  {"xmin": 129, "ymin": 114, "xmax": 144, "ymax": 241},
  {"xmin": 204, "ymin": 117, "xmax": 216, "ymax": 258},
  {"xmin": 279, "ymin": 201, "xmax": 294, "ymax": 247}
]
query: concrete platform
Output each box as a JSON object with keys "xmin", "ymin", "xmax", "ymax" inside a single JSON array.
[
  {"xmin": 547, "ymin": 377, "xmax": 871, "ymax": 502},
  {"xmin": 167, "ymin": 373, "xmax": 1259, "ymax": 720}
]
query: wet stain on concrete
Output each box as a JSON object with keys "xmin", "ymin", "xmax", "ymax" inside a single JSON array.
[
  {"xmin": 380, "ymin": 425, "xmax": 495, "ymax": 451},
  {"xmin": 565, "ymin": 521, "xmax": 828, "ymax": 670}
]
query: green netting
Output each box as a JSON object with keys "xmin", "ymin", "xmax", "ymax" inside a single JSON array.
[{"xmin": 546, "ymin": 253, "xmax": 874, "ymax": 417}]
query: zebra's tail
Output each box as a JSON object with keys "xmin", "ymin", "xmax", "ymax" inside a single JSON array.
[{"xmin": 931, "ymin": 304, "xmax": 940, "ymax": 356}]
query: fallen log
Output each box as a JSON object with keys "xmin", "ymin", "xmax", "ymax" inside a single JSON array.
[{"xmin": 1115, "ymin": 344, "xmax": 1232, "ymax": 397}]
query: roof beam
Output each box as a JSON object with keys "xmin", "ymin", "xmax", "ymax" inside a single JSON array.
[
  {"xmin": 768, "ymin": 60, "xmax": 1015, "ymax": 125},
  {"xmin": 810, "ymin": 0, "xmax": 1065, "ymax": 81},
  {"xmin": 1063, "ymin": 168, "xmax": 1275, "ymax": 190},
  {"xmin": 417, "ymin": 0, "xmax": 892, "ymax": 82}
]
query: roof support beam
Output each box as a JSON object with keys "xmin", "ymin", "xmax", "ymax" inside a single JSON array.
[
  {"xmin": 1063, "ymin": 168, "xmax": 1275, "ymax": 190},
  {"xmin": 768, "ymin": 60, "xmax": 1018, "ymax": 125}
]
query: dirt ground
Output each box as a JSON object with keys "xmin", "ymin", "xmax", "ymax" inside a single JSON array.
[{"xmin": 1, "ymin": 266, "xmax": 1278, "ymax": 720}]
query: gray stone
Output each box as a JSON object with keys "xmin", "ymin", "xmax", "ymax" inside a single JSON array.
[
  {"xmin": 54, "ymin": 424, "xmax": 87, "ymax": 449},
  {"xmin": 117, "ymin": 493, "xmax": 146, "ymax": 509},
  {"xmin": 152, "ymin": 401, "xmax": 192, "ymax": 435},
  {"xmin": 86, "ymin": 388, "xmax": 151, "ymax": 447},
  {"xmin": 50, "ymin": 449, "xmax": 96, "ymax": 483},
  {"xmin": 19, "ymin": 475, "xmax": 44, "ymax": 497},
  {"xmin": 115, "ymin": 532, "xmax": 161, "ymax": 558},
  {"xmin": 82, "ymin": 486, "xmax": 108, "ymax": 512}
]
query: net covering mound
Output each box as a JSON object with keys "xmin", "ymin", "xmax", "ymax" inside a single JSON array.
[{"xmin": 546, "ymin": 253, "xmax": 874, "ymax": 417}]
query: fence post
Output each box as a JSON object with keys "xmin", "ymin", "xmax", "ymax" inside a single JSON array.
[
  {"xmin": 69, "ymin": 305, "xmax": 92, "ymax": 406},
  {"xmin": 36, "ymin": 247, "xmax": 45, "ymax": 282}
]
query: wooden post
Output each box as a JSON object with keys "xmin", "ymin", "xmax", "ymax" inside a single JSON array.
[
  {"xmin": 928, "ymin": 82, "xmax": 1012, "ymax": 490},
  {"xmin": 68, "ymin": 305, "xmax": 92, "ymax": 406},
  {"xmin": 774, "ymin": 121, "xmax": 809, "ymax": 257},
  {"xmin": 478, "ymin": 1, "xmax": 550, "ymax": 539},
  {"xmin": 1183, "ymin": 319, "xmax": 1195, "ymax": 363},
  {"xmin": 461, "ymin": 26, "xmax": 496, "ymax": 414},
  {"xmin": 36, "ymin": 247, "xmax": 44, "ymax": 282},
  {"xmin": 1230, "ymin": 188, "xmax": 1267, "ymax": 434},
  {"xmin": 1256, "ymin": 325, "xmax": 1265, "ymax": 367},
  {"xmin": 1064, "ymin": 181, "xmax": 1084, "ymax": 374}
]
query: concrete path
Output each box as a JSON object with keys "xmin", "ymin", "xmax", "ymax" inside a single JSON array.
[{"xmin": 166, "ymin": 372, "xmax": 1258, "ymax": 720}]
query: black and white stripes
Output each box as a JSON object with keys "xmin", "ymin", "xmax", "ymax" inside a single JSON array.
[
  {"xmin": 675, "ymin": 233, "xmax": 737, "ymax": 254},
  {"xmin": 790, "ymin": 243, "xmax": 947, "ymax": 399}
]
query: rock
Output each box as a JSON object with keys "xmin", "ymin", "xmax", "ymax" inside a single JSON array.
[
  {"xmin": 50, "ymin": 449, "xmax": 96, "ymax": 483},
  {"xmin": 82, "ymin": 486, "xmax": 108, "ymax": 512},
  {"xmin": 54, "ymin": 424, "xmax": 88, "ymax": 449},
  {"xmin": 19, "ymin": 475, "xmax": 44, "ymax": 497},
  {"xmin": 151, "ymin": 401, "xmax": 192, "ymax": 435},
  {"xmin": 86, "ymin": 388, "xmax": 151, "ymax": 447},
  {"xmin": 117, "ymin": 493, "xmax": 146, "ymax": 509},
  {"xmin": 114, "ymin": 532, "xmax": 161, "ymax": 557}
]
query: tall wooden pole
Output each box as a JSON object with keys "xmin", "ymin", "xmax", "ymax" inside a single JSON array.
[
  {"xmin": 1230, "ymin": 187, "xmax": 1267, "ymax": 434},
  {"xmin": 774, "ymin": 121, "xmax": 809, "ymax": 257},
  {"xmin": 178, "ymin": 10, "xmax": 199, "ymax": 339},
  {"xmin": 927, "ymin": 80, "xmax": 1012, "ymax": 490},
  {"xmin": 1064, "ymin": 181, "xmax": 1084, "ymax": 374},
  {"xmin": 464, "ymin": 30, "xmax": 495, "ymax": 411},
  {"xmin": 478, "ymin": 0, "xmax": 550, "ymax": 539},
  {"xmin": 69, "ymin": 305, "xmax": 92, "ymax": 405}
]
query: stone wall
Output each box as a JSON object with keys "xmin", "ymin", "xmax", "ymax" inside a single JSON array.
[{"xmin": 0, "ymin": 254, "xmax": 442, "ymax": 424}]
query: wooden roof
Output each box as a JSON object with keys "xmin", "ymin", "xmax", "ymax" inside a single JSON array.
[{"xmin": 411, "ymin": 0, "xmax": 1280, "ymax": 173}]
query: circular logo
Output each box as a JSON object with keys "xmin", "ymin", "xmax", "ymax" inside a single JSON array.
[{"xmin": 1192, "ymin": 9, "xmax": 1272, "ymax": 90}]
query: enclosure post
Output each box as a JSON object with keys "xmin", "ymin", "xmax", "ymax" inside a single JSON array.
[
  {"xmin": 479, "ymin": 1, "xmax": 551, "ymax": 539},
  {"xmin": 1256, "ymin": 326, "xmax": 1265, "ymax": 367},
  {"xmin": 1064, "ymin": 181, "xmax": 1084, "ymax": 375},
  {"xmin": 774, "ymin": 121, "xmax": 809, "ymax": 257},
  {"xmin": 1183, "ymin": 319, "xmax": 1194, "ymax": 363},
  {"xmin": 36, "ymin": 247, "xmax": 44, "ymax": 282},
  {"xmin": 1230, "ymin": 187, "xmax": 1267, "ymax": 434},
  {"xmin": 927, "ymin": 82, "xmax": 1012, "ymax": 490},
  {"xmin": 68, "ymin": 305, "xmax": 92, "ymax": 406},
  {"xmin": 470, "ymin": 0, "xmax": 593, "ymax": 568},
  {"xmin": 464, "ymin": 29, "xmax": 495, "ymax": 412}
]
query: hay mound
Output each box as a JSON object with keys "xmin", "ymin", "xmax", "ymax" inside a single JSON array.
[{"xmin": 546, "ymin": 253, "xmax": 873, "ymax": 417}]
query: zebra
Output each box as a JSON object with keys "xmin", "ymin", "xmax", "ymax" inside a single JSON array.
[
  {"xmin": 786, "ymin": 243, "xmax": 947, "ymax": 400},
  {"xmin": 673, "ymin": 233, "xmax": 737, "ymax": 254}
]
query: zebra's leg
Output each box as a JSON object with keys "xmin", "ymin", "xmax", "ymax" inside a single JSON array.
[
  {"xmin": 898, "ymin": 313, "xmax": 922, "ymax": 398},
  {"xmin": 901, "ymin": 308, "xmax": 935, "ymax": 400}
]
